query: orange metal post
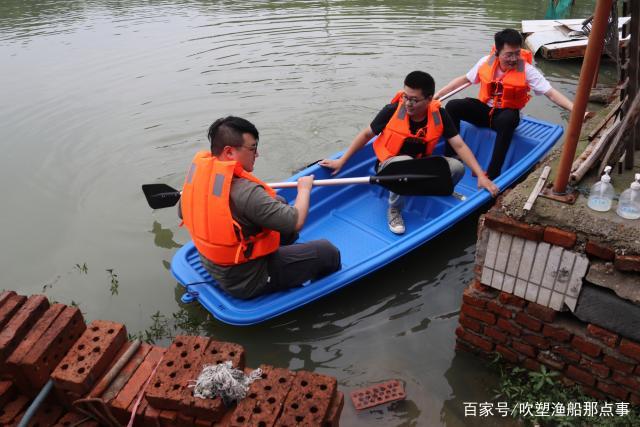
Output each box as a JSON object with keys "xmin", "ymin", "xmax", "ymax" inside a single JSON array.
[{"xmin": 553, "ymin": 0, "xmax": 613, "ymax": 194}]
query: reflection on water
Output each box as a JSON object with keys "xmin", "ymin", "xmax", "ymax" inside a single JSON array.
[{"xmin": 1, "ymin": 1, "xmax": 600, "ymax": 425}]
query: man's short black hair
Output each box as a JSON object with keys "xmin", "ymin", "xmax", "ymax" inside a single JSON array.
[
  {"xmin": 494, "ymin": 29, "xmax": 523, "ymax": 53},
  {"xmin": 404, "ymin": 71, "xmax": 435, "ymax": 98},
  {"xmin": 207, "ymin": 116, "xmax": 259, "ymax": 156}
]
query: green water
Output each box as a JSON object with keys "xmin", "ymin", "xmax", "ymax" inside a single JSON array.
[{"xmin": 1, "ymin": 1, "xmax": 608, "ymax": 425}]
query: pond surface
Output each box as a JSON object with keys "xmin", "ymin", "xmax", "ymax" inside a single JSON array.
[{"xmin": 1, "ymin": 1, "xmax": 608, "ymax": 425}]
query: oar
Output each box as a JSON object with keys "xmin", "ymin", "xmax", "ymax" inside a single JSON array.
[
  {"xmin": 142, "ymin": 156, "xmax": 453, "ymax": 209},
  {"xmin": 438, "ymin": 82, "xmax": 472, "ymax": 101}
]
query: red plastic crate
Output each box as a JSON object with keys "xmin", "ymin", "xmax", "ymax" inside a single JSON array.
[{"xmin": 350, "ymin": 380, "xmax": 405, "ymax": 410}]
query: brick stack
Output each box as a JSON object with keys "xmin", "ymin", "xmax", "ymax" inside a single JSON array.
[
  {"xmin": 457, "ymin": 280, "xmax": 640, "ymax": 404},
  {"xmin": 0, "ymin": 290, "xmax": 344, "ymax": 425}
]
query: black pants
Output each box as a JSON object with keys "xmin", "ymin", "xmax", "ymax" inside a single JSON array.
[
  {"xmin": 263, "ymin": 231, "xmax": 341, "ymax": 295},
  {"xmin": 445, "ymin": 97, "xmax": 520, "ymax": 179}
]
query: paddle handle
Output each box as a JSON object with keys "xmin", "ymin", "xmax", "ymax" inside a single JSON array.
[
  {"xmin": 439, "ymin": 82, "xmax": 472, "ymax": 101},
  {"xmin": 268, "ymin": 177, "xmax": 371, "ymax": 188}
]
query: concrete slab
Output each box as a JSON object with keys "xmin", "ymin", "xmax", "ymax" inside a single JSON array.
[
  {"xmin": 586, "ymin": 261, "xmax": 640, "ymax": 304},
  {"xmin": 575, "ymin": 284, "xmax": 640, "ymax": 342}
]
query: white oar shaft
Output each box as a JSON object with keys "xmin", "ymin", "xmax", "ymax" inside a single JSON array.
[
  {"xmin": 439, "ymin": 82, "xmax": 472, "ymax": 101},
  {"xmin": 268, "ymin": 177, "xmax": 371, "ymax": 188}
]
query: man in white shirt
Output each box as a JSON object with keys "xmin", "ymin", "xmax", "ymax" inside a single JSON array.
[{"xmin": 435, "ymin": 29, "xmax": 575, "ymax": 179}]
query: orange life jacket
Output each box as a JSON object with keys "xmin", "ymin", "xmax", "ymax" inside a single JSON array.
[
  {"xmin": 180, "ymin": 151, "xmax": 280, "ymax": 266},
  {"xmin": 373, "ymin": 91, "xmax": 444, "ymax": 162},
  {"xmin": 477, "ymin": 46, "xmax": 533, "ymax": 110}
]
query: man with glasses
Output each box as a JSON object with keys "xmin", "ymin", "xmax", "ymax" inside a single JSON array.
[
  {"xmin": 435, "ymin": 28, "xmax": 575, "ymax": 179},
  {"xmin": 320, "ymin": 71, "xmax": 498, "ymax": 235},
  {"xmin": 180, "ymin": 116, "xmax": 341, "ymax": 299}
]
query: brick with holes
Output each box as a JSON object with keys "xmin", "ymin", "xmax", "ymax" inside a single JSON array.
[
  {"xmin": 8, "ymin": 305, "xmax": 85, "ymax": 395},
  {"xmin": 181, "ymin": 340, "xmax": 246, "ymax": 420},
  {"xmin": 51, "ymin": 320, "xmax": 127, "ymax": 395},
  {"xmin": 275, "ymin": 371, "xmax": 337, "ymax": 426},
  {"xmin": 0, "ymin": 295, "xmax": 49, "ymax": 371},
  {"xmin": 145, "ymin": 335, "xmax": 209, "ymax": 410},
  {"xmin": 323, "ymin": 390, "xmax": 344, "ymax": 427}
]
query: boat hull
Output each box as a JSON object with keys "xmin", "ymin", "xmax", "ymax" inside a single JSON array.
[{"xmin": 171, "ymin": 117, "xmax": 563, "ymax": 325}]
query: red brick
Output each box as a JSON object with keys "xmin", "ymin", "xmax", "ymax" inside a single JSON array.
[
  {"xmin": 526, "ymin": 303, "xmax": 556, "ymax": 323},
  {"xmin": 470, "ymin": 280, "xmax": 498, "ymax": 296},
  {"xmin": 582, "ymin": 386, "xmax": 607, "ymax": 400},
  {"xmin": 181, "ymin": 340, "xmax": 245, "ymax": 420},
  {"xmin": 619, "ymin": 338, "xmax": 640, "ymax": 361},
  {"xmin": 455, "ymin": 327, "xmax": 494, "ymax": 352},
  {"xmin": 12, "ymin": 306, "xmax": 85, "ymax": 395},
  {"xmin": 603, "ymin": 354, "xmax": 636, "ymax": 374},
  {"xmin": 483, "ymin": 210, "xmax": 544, "ymax": 241},
  {"xmin": 146, "ymin": 336, "xmax": 208, "ymax": 411},
  {"xmin": 537, "ymin": 351, "xmax": 565, "ymax": 371},
  {"xmin": 176, "ymin": 411, "xmax": 195, "ymax": 426},
  {"xmin": 158, "ymin": 410, "xmax": 178, "ymax": 427},
  {"xmin": 0, "ymin": 290, "xmax": 16, "ymax": 308},
  {"xmin": 484, "ymin": 326, "xmax": 508, "ymax": 344},
  {"xmin": 566, "ymin": 365, "xmax": 596, "ymax": 386},
  {"xmin": 543, "ymin": 226, "xmax": 576, "ymax": 248},
  {"xmin": 496, "ymin": 318, "xmax": 522, "ymax": 336},
  {"xmin": 276, "ymin": 370, "xmax": 336, "ymax": 426},
  {"xmin": 0, "ymin": 394, "xmax": 29, "ymax": 424},
  {"xmin": 0, "ymin": 293, "xmax": 26, "ymax": 330},
  {"xmin": 194, "ymin": 417, "xmax": 213, "ymax": 427},
  {"xmin": 462, "ymin": 288, "xmax": 487, "ymax": 308},
  {"xmin": 611, "ymin": 371, "xmax": 640, "ymax": 389},
  {"xmin": 542, "ymin": 324, "xmax": 572, "ymax": 342},
  {"xmin": 459, "ymin": 312, "xmax": 483, "ymax": 333},
  {"xmin": 461, "ymin": 304, "xmax": 496, "ymax": 325},
  {"xmin": 229, "ymin": 365, "xmax": 295, "ymax": 427},
  {"xmin": 512, "ymin": 340, "xmax": 537, "ymax": 358},
  {"xmin": 571, "ymin": 335, "xmax": 603, "ymax": 358},
  {"xmin": 487, "ymin": 301, "xmax": 513, "ymax": 319},
  {"xmin": 498, "ymin": 292, "xmax": 527, "ymax": 308},
  {"xmin": 92, "ymin": 343, "xmax": 152, "ymax": 401},
  {"xmin": 54, "ymin": 412, "xmax": 100, "ymax": 427},
  {"xmin": 25, "ymin": 403, "xmax": 65, "ymax": 426},
  {"xmin": 614, "ymin": 255, "xmax": 640, "ymax": 272},
  {"xmin": 523, "ymin": 358, "xmax": 541, "ymax": 372},
  {"xmin": 585, "ymin": 240, "xmax": 615, "ymax": 261},
  {"xmin": 323, "ymin": 390, "xmax": 344, "ymax": 427},
  {"xmin": 142, "ymin": 402, "xmax": 161, "ymax": 427},
  {"xmin": 596, "ymin": 381, "xmax": 629, "ymax": 400},
  {"xmin": 495, "ymin": 345, "xmax": 519, "ymax": 363},
  {"xmin": 515, "ymin": 312, "xmax": 542, "ymax": 332},
  {"xmin": 0, "ymin": 295, "xmax": 49, "ymax": 367},
  {"xmin": 0, "ymin": 380, "xmax": 16, "ymax": 407},
  {"xmin": 579, "ymin": 358, "xmax": 610, "ymax": 378},
  {"xmin": 552, "ymin": 346, "xmax": 581, "ymax": 363},
  {"xmin": 523, "ymin": 334, "xmax": 550, "ymax": 349},
  {"xmin": 585, "ymin": 324, "xmax": 619, "ymax": 347},
  {"xmin": 51, "ymin": 320, "xmax": 127, "ymax": 395},
  {"xmin": 110, "ymin": 345, "xmax": 165, "ymax": 416}
]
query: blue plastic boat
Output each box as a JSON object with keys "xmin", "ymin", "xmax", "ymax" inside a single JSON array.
[{"xmin": 171, "ymin": 117, "xmax": 563, "ymax": 325}]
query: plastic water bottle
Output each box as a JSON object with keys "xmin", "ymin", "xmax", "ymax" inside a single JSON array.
[
  {"xmin": 616, "ymin": 173, "xmax": 640, "ymax": 219},
  {"xmin": 587, "ymin": 166, "xmax": 615, "ymax": 212}
]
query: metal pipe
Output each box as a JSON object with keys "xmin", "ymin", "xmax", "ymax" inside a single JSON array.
[
  {"xmin": 17, "ymin": 379, "xmax": 54, "ymax": 427},
  {"xmin": 553, "ymin": 0, "xmax": 613, "ymax": 194}
]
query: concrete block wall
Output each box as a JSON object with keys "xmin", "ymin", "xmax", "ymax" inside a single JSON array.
[
  {"xmin": 0, "ymin": 290, "xmax": 344, "ymax": 426},
  {"xmin": 457, "ymin": 205, "xmax": 640, "ymax": 403}
]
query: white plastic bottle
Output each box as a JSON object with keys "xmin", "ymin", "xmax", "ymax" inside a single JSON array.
[
  {"xmin": 616, "ymin": 173, "xmax": 640, "ymax": 220},
  {"xmin": 587, "ymin": 166, "xmax": 615, "ymax": 212}
]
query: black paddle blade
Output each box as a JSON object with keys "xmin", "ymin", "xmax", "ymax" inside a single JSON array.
[
  {"xmin": 374, "ymin": 157, "xmax": 454, "ymax": 195},
  {"xmin": 142, "ymin": 183, "xmax": 181, "ymax": 209}
]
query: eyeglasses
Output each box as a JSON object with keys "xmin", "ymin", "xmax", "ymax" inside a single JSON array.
[
  {"xmin": 499, "ymin": 50, "xmax": 521, "ymax": 59},
  {"xmin": 402, "ymin": 93, "xmax": 426, "ymax": 105}
]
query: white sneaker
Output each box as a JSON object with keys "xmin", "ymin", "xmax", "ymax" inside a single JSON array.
[{"xmin": 387, "ymin": 207, "xmax": 405, "ymax": 234}]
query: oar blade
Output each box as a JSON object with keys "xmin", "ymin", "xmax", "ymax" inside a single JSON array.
[
  {"xmin": 375, "ymin": 157, "xmax": 454, "ymax": 195},
  {"xmin": 142, "ymin": 184, "xmax": 181, "ymax": 209}
]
